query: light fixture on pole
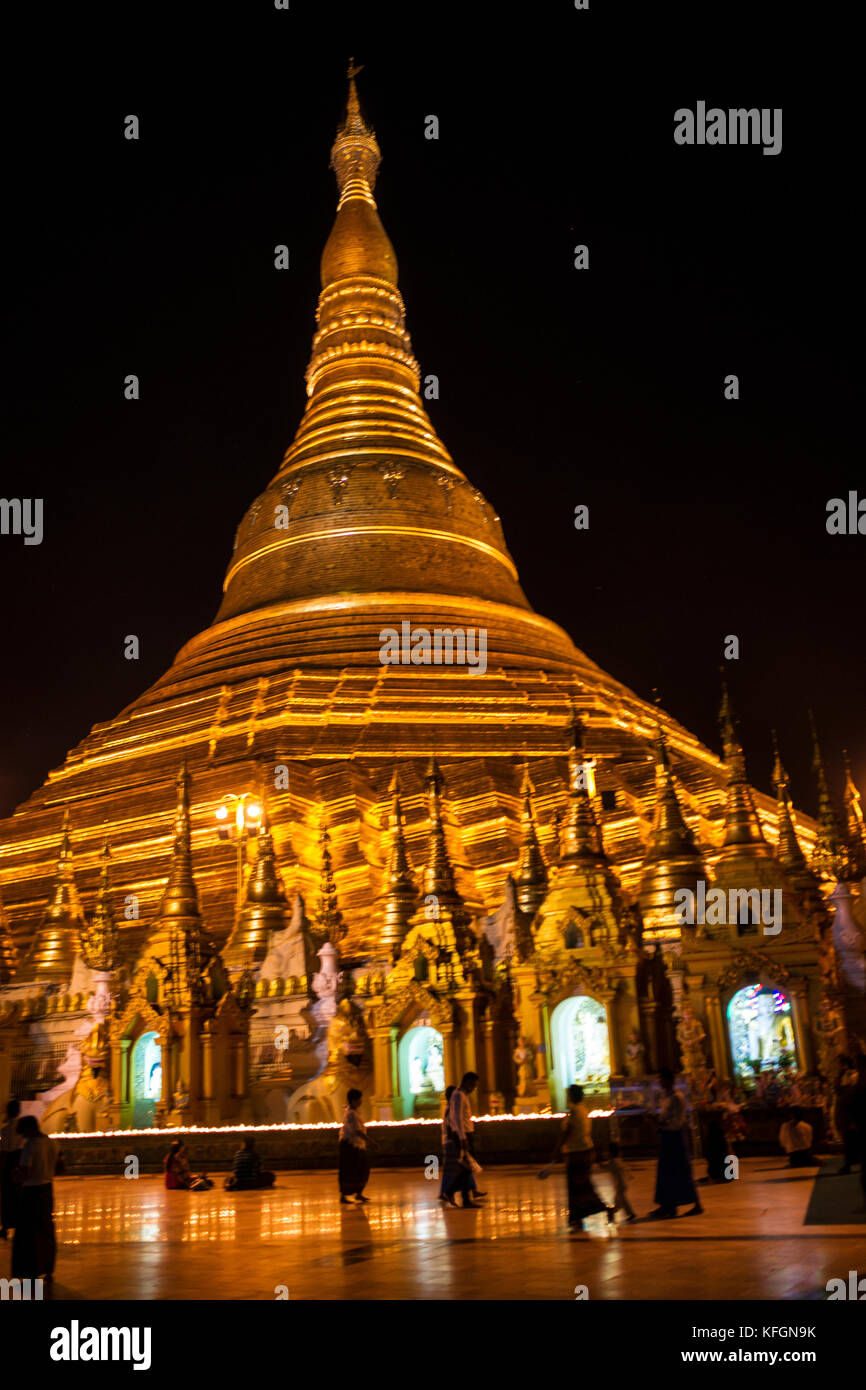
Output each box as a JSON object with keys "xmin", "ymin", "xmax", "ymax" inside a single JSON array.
[{"xmin": 215, "ymin": 792, "xmax": 262, "ymax": 919}]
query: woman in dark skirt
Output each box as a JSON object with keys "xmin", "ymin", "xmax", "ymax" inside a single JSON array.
[
  {"xmin": 339, "ymin": 1088, "xmax": 372, "ymax": 1204},
  {"xmin": 544, "ymin": 1084, "xmax": 614, "ymax": 1229},
  {"xmin": 650, "ymin": 1069, "xmax": 703, "ymax": 1219},
  {"xmin": 0, "ymin": 1099, "xmax": 24, "ymax": 1238}
]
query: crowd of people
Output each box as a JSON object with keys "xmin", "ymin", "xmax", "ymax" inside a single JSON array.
[{"xmin": 2, "ymin": 1050, "xmax": 865, "ymax": 1284}]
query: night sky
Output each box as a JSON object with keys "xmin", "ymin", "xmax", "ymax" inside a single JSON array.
[{"xmin": 2, "ymin": 2, "xmax": 862, "ymax": 823}]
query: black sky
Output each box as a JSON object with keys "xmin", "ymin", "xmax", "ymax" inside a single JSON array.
[{"xmin": 1, "ymin": 1, "xmax": 862, "ymax": 822}]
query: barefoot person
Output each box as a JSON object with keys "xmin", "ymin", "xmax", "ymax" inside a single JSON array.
[
  {"xmin": 649, "ymin": 1068, "xmax": 703, "ymax": 1220},
  {"xmin": 545, "ymin": 1084, "xmax": 614, "ymax": 1230},
  {"xmin": 339, "ymin": 1089, "xmax": 371, "ymax": 1204}
]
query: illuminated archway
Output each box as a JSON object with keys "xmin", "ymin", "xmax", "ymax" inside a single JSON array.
[
  {"xmin": 727, "ymin": 983, "xmax": 798, "ymax": 1084},
  {"xmin": 397, "ymin": 1023, "xmax": 445, "ymax": 1118},
  {"xmin": 550, "ymin": 995, "xmax": 610, "ymax": 1109},
  {"xmin": 131, "ymin": 1031, "xmax": 162, "ymax": 1128}
]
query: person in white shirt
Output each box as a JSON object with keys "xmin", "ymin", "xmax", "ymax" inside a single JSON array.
[
  {"xmin": 11, "ymin": 1114, "xmax": 58, "ymax": 1281},
  {"xmin": 339, "ymin": 1088, "xmax": 372, "ymax": 1204},
  {"xmin": 779, "ymin": 1107, "xmax": 815, "ymax": 1167},
  {"xmin": 0, "ymin": 1098, "xmax": 24, "ymax": 1238},
  {"xmin": 442, "ymin": 1072, "xmax": 482, "ymax": 1208}
]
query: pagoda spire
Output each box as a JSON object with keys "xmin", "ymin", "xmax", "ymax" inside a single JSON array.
[
  {"xmin": 315, "ymin": 819, "xmax": 344, "ymax": 943},
  {"xmin": 843, "ymin": 751, "xmax": 866, "ymax": 879},
  {"xmin": 80, "ymin": 839, "xmax": 120, "ymax": 972},
  {"xmin": 224, "ymin": 796, "xmax": 290, "ymax": 970},
  {"xmin": 560, "ymin": 705, "xmax": 605, "ymax": 864},
  {"xmin": 376, "ymin": 770, "xmax": 418, "ymax": 953},
  {"xmin": 18, "ymin": 809, "xmax": 85, "ymax": 983},
  {"xmin": 771, "ymin": 732, "xmax": 811, "ymax": 877},
  {"xmin": 718, "ymin": 678, "xmax": 767, "ymax": 851},
  {"xmin": 156, "ymin": 762, "xmax": 202, "ymax": 925},
  {"xmin": 214, "ymin": 67, "xmax": 535, "ymax": 653},
  {"xmin": 638, "ymin": 725, "xmax": 708, "ymax": 922},
  {"xmin": 423, "ymin": 756, "xmax": 462, "ymax": 902},
  {"xmin": 0, "ymin": 884, "xmax": 17, "ymax": 986},
  {"xmin": 515, "ymin": 763, "xmax": 548, "ymax": 916},
  {"xmin": 808, "ymin": 712, "xmax": 850, "ymax": 880},
  {"xmin": 142, "ymin": 763, "xmax": 211, "ymax": 1004}
]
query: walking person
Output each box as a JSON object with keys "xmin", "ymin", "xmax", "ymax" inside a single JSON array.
[
  {"xmin": 443, "ymin": 1072, "xmax": 482, "ymax": 1208},
  {"xmin": 542, "ymin": 1083, "xmax": 614, "ymax": 1230},
  {"xmin": 339, "ymin": 1088, "xmax": 372, "ymax": 1204},
  {"xmin": 649, "ymin": 1069, "xmax": 703, "ymax": 1219},
  {"xmin": 10, "ymin": 1114, "xmax": 57, "ymax": 1283},
  {"xmin": 605, "ymin": 1140, "xmax": 636, "ymax": 1222},
  {"xmin": 0, "ymin": 1099, "xmax": 24, "ymax": 1240}
]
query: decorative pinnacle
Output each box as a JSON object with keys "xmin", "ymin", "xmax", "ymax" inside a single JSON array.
[
  {"xmin": 330, "ymin": 58, "xmax": 381, "ymax": 199},
  {"xmin": 515, "ymin": 762, "xmax": 547, "ymax": 915},
  {"xmin": 808, "ymin": 711, "xmax": 850, "ymax": 881},
  {"xmin": 561, "ymin": 705, "xmax": 604, "ymax": 863}
]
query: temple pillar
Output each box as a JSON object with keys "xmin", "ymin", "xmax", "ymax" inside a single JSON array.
[
  {"xmin": 639, "ymin": 998, "xmax": 659, "ymax": 1072},
  {"xmin": 530, "ymin": 992, "xmax": 549, "ymax": 1083},
  {"xmin": 441, "ymin": 1021, "xmax": 458, "ymax": 1090},
  {"xmin": 201, "ymin": 1027, "xmax": 214, "ymax": 1101},
  {"xmin": 599, "ymin": 988, "xmax": 619, "ymax": 1078},
  {"xmin": 789, "ymin": 980, "xmax": 814, "ymax": 1072},
  {"xmin": 482, "ymin": 1018, "xmax": 497, "ymax": 1108},
  {"xmin": 370, "ymin": 1024, "xmax": 396, "ymax": 1120},
  {"xmin": 704, "ymin": 992, "xmax": 730, "ymax": 1081}
]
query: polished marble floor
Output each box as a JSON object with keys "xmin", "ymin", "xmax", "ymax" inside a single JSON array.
[{"xmin": 2, "ymin": 1158, "xmax": 863, "ymax": 1300}]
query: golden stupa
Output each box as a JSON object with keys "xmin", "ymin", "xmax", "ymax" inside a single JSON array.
[{"xmin": 1, "ymin": 68, "xmax": 862, "ymax": 1130}]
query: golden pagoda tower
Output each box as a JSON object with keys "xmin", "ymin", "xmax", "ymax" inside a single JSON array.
[
  {"xmin": 17, "ymin": 811, "xmax": 84, "ymax": 983},
  {"xmin": 3, "ymin": 66, "xmax": 854, "ymax": 1124}
]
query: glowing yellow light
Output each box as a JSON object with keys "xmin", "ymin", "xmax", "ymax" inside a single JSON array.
[
  {"xmin": 215, "ymin": 805, "xmax": 229, "ymax": 821},
  {"xmin": 246, "ymin": 803, "xmax": 261, "ymax": 822}
]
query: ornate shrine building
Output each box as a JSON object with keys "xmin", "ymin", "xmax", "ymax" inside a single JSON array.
[{"xmin": 1, "ymin": 74, "xmax": 865, "ymax": 1133}]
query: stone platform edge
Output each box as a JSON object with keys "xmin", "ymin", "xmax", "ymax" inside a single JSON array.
[{"xmin": 46, "ymin": 1109, "xmax": 824, "ymax": 1174}]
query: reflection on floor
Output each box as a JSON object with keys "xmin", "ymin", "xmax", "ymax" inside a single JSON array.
[{"xmin": 2, "ymin": 1159, "xmax": 863, "ymax": 1301}]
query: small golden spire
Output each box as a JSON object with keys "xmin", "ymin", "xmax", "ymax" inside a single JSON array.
[
  {"xmin": 770, "ymin": 731, "xmax": 812, "ymax": 880},
  {"xmin": 515, "ymin": 762, "xmax": 548, "ymax": 916},
  {"xmin": 843, "ymin": 751, "xmax": 866, "ymax": 878},
  {"xmin": 637, "ymin": 725, "xmax": 708, "ymax": 922},
  {"xmin": 808, "ymin": 712, "xmax": 850, "ymax": 880},
  {"xmin": 80, "ymin": 839, "xmax": 119, "ymax": 973},
  {"xmin": 423, "ymin": 756, "xmax": 460, "ymax": 900},
  {"xmin": 315, "ymin": 818, "xmax": 344, "ymax": 943},
  {"xmin": 18, "ymin": 808, "xmax": 85, "ymax": 982},
  {"xmin": 224, "ymin": 793, "xmax": 290, "ymax": 970},
  {"xmin": 560, "ymin": 704, "xmax": 605, "ymax": 863},
  {"xmin": 376, "ymin": 769, "xmax": 418, "ymax": 953},
  {"xmin": 718, "ymin": 679, "xmax": 766, "ymax": 851}
]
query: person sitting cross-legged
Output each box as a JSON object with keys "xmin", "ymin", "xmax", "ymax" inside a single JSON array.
[{"xmin": 224, "ymin": 1137, "xmax": 276, "ymax": 1190}]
